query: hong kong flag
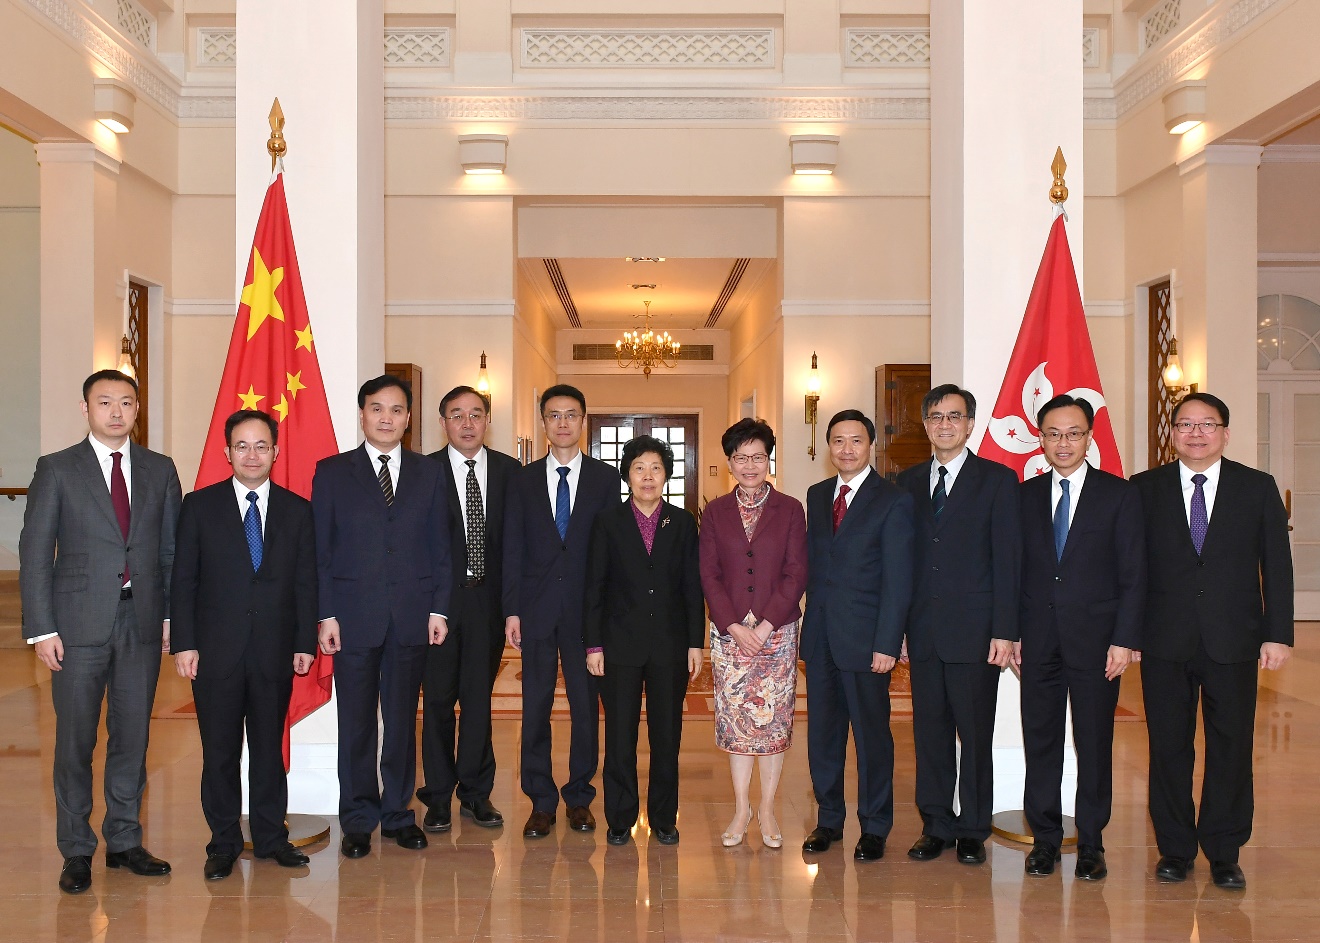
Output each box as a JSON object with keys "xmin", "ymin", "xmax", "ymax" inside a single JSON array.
[
  {"xmin": 979, "ymin": 209, "xmax": 1124, "ymax": 481},
  {"xmin": 195, "ymin": 161, "xmax": 338, "ymax": 767}
]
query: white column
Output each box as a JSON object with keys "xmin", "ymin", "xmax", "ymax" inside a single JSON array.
[
  {"xmin": 930, "ymin": 0, "xmax": 1084, "ymax": 820},
  {"xmin": 35, "ymin": 143, "xmax": 123, "ymax": 453},
  {"xmin": 236, "ymin": 0, "xmax": 385, "ymax": 814},
  {"xmin": 1178, "ymin": 145, "xmax": 1261, "ymax": 459}
]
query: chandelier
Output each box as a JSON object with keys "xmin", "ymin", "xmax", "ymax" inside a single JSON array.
[{"xmin": 615, "ymin": 300, "xmax": 680, "ymax": 379}]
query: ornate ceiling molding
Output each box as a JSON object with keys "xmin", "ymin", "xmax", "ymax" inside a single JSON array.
[
  {"xmin": 521, "ymin": 29, "xmax": 773, "ymax": 69},
  {"xmin": 386, "ymin": 94, "xmax": 929, "ymax": 122}
]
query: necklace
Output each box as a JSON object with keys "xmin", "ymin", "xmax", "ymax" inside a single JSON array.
[{"xmin": 735, "ymin": 482, "xmax": 771, "ymax": 510}]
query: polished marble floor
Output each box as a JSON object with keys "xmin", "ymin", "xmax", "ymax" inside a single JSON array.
[{"xmin": 0, "ymin": 623, "xmax": 1316, "ymax": 942}]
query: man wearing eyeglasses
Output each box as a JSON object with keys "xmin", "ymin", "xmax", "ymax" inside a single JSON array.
[
  {"xmin": 1017, "ymin": 394, "xmax": 1145, "ymax": 881},
  {"xmin": 171, "ymin": 409, "xmax": 317, "ymax": 879},
  {"xmin": 897, "ymin": 384, "xmax": 1020, "ymax": 866},
  {"xmin": 1132, "ymin": 392, "xmax": 1292, "ymax": 890}
]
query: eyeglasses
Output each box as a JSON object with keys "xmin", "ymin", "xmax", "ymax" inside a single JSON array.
[
  {"xmin": 1173, "ymin": 420, "xmax": 1223, "ymax": 434},
  {"xmin": 544, "ymin": 411, "xmax": 582, "ymax": 423},
  {"xmin": 446, "ymin": 411, "xmax": 486, "ymax": 424},
  {"xmin": 923, "ymin": 412, "xmax": 966, "ymax": 425},
  {"xmin": 231, "ymin": 443, "xmax": 272, "ymax": 455},
  {"xmin": 1040, "ymin": 430, "xmax": 1089, "ymax": 443},
  {"xmin": 730, "ymin": 453, "xmax": 769, "ymax": 466}
]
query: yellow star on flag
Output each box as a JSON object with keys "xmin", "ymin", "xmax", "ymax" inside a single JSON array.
[
  {"xmin": 273, "ymin": 394, "xmax": 290, "ymax": 422},
  {"xmin": 294, "ymin": 324, "xmax": 314, "ymax": 352},
  {"xmin": 286, "ymin": 371, "xmax": 307, "ymax": 400},
  {"xmin": 241, "ymin": 248, "xmax": 286, "ymax": 340},
  {"xmin": 238, "ymin": 385, "xmax": 265, "ymax": 410}
]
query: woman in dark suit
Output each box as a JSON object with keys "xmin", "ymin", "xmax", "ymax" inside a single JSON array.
[
  {"xmin": 584, "ymin": 435, "xmax": 704, "ymax": 848},
  {"xmin": 699, "ymin": 419, "xmax": 807, "ymax": 848}
]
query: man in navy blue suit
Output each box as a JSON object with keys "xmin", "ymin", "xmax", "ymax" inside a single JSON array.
[
  {"xmin": 801, "ymin": 410, "xmax": 914, "ymax": 862},
  {"xmin": 503, "ymin": 385, "xmax": 620, "ymax": 839},
  {"xmin": 313, "ymin": 375, "xmax": 451, "ymax": 858}
]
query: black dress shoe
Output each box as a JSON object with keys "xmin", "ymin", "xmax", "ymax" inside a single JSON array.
[
  {"xmin": 1155, "ymin": 855, "xmax": 1194, "ymax": 882},
  {"xmin": 59, "ymin": 856, "xmax": 92, "ymax": 894},
  {"xmin": 802, "ymin": 827, "xmax": 844, "ymax": 853},
  {"xmin": 606, "ymin": 827, "xmax": 631, "ymax": 846},
  {"xmin": 1211, "ymin": 861, "xmax": 1246, "ymax": 889},
  {"xmin": 1024, "ymin": 841, "xmax": 1060, "ymax": 875},
  {"xmin": 105, "ymin": 846, "xmax": 171, "ymax": 876},
  {"xmin": 460, "ymin": 797, "xmax": 504, "ymax": 828},
  {"xmin": 423, "ymin": 805, "xmax": 452, "ymax": 833},
  {"xmin": 204, "ymin": 853, "xmax": 235, "ymax": 881},
  {"xmin": 654, "ymin": 826, "xmax": 679, "ymax": 846},
  {"xmin": 1075, "ymin": 845, "xmax": 1107, "ymax": 881},
  {"xmin": 341, "ymin": 832, "xmax": 372, "ymax": 858},
  {"xmin": 257, "ymin": 845, "xmax": 310, "ymax": 868},
  {"xmin": 381, "ymin": 824, "xmax": 428, "ymax": 849},
  {"xmin": 567, "ymin": 805, "xmax": 597, "ymax": 831},
  {"xmin": 854, "ymin": 833, "xmax": 886, "ymax": 861},
  {"xmin": 956, "ymin": 838, "xmax": 987, "ymax": 865},
  {"xmin": 523, "ymin": 811, "xmax": 556, "ymax": 838},
  {"xmin": 908, "ymin": 835, "xmax": 954, "ymax": 860}
]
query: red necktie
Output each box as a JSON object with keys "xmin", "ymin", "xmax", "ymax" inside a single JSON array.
[
  {"xmin": 111, "ymin": 451, "xmax": 131, "ymax": 584},
  {"xmin": 832, "ymin": 484, "xmax": 851, "ymax": 533}
]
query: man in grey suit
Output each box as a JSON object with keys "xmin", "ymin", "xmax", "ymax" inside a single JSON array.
[{"xmin": 19, "ymin": 370, "xmax": 182, "ymax": 894}]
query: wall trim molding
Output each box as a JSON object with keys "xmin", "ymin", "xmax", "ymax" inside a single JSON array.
[
  {"xmin": 385, "ymin": 93, "xmax": 929, "ymax": 122},
  {"xmin": 164, "ymin": 298, "xmax": 233, "ymax": 316},
  {"xmin": 34, "ymin": 142, "xmax": 121, "ymax": 174},
  {"xmin": 779, "ymin": 300, "xmax": 930, "ymax": 317},
  {"xmin": 1084, "ymin": 301, "xmax": 1128, "ymax": 318},
  {"xmin": 1261, "ymin": 144, "xmax": 1320, "ymax": 164},
  {"xmin": 385, "ymin": 300, "xmax": 517, "ymax": 317}
]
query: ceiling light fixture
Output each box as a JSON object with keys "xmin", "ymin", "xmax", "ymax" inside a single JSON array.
[
  {"xmin": 616, "ymin": 300, "xmax": 680, "ymax": 380},
  {"xmin": 631, "ymin": 283, "xmax": 656, "ymax": 290},
  {"xmin": 625, "ymin": 257, "xmax": 666, "ymax": 263}
]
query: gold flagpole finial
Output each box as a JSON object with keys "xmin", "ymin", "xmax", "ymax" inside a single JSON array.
[
  {"xmin": 267, "ymin": 98, "xmax": 286, "ymax": 171},
  {"xmin": 1049, "ymin": 147, "xmax": 1068, "ymax": 204}
]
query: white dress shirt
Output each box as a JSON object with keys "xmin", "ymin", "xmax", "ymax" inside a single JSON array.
[
  {"xmin": 364, "ymin": 442, "xmax": 403, "ymax": 492},
  {"xmin": 448, "ymin": 446, "xmax": 488, "ymax": 536},
  {"xmin": 232, "ymin": 477, "xmax": 270, "ymax": 537},
  {"xmin": 930, "ymin": 448, "xmax": 971, "ymax": 497},
  {"xmin": 546, "ymin": 450, "xmax": 584, "ymax": 517},
  {"xmin": 833, "ymin": 464, "xmax": 873, "ymax": 506},
  {"xmin": 1050, "ymin": 461, "xmax": 1089, "ymax": 529},
  {"xmin": 1178, "ymin": 459, "xmax": 1221, "ymax": 525}
]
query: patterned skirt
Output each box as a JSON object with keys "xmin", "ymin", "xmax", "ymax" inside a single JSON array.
[{"xmin": 711, "ymin": 619, "xmax": 799, "ymax": 755}]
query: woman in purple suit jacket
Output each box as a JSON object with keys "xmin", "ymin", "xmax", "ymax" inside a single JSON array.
[{"xmin": 699, "ymin": 419, "xmax": 808, "ymax": 848}]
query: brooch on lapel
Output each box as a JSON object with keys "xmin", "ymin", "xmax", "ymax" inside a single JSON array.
[{"xmin": 661, "ymin": 517, "xmax": 671, "ymax": 528}]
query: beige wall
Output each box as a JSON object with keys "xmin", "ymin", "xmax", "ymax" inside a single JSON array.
[
  {"xmin": 727, "ymin": 261, "xmax": 783, "ymax": 493},
  {"xmin": 1260, "ymin": 162, "xmax": 1320, "ymax": 256},
  {"xmin": 0, "ymin": 128, "xmax": 40, "ymax": 488},
  {"xmin": 168, "ymin": 316, "xmax": 232, "ymax": 491}
]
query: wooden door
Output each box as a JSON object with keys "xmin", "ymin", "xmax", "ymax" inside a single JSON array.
[
  {"xmin": 876, "ymin": 364, "xmax": 932, "ymax": 480},
  {"xmin": 589, "ymin": 413, "xmax": 699, "ymax": 516}
]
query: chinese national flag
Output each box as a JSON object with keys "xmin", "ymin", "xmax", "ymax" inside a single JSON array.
[
  {"xmin": 979, "ymin": 210, "xmax": 1125, "ymax": 481},
  {"xmin": 195, "ymin": 162, "xmax": 338, "ymax": 767}
]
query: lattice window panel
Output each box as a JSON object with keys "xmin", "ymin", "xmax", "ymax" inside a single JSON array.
[
  {"xmin": 1082, "ymin": 28, "xmax": 1100, "ymax": 68},
  {"xmin": 126, "ymin": 280, "xmax": 149, "ymax": 447},
  {"xmin": 116, "ymin": 0, "xmax": 154, "ymax": 50},
  {"xmin": 384, "ymin": 28, "xmax": 450, "ymax": 67},
  {"xmin": 197, "ymin": 28, "xmax": 236, "ymax": 67},
  {"xmin": 521, "ymin": 29, "xmax": 774, "ymax": 68},
  {"xmin": 845, "ymin": 29, "xmax": 930, "ymax": 67},
  {"xmin": 1148, "ymin": 282, "xmax": 1175, "ymax": 467},
  {"xmin": 1140, "ymin": 0, "xmax": 1181, "ymax": 51}
]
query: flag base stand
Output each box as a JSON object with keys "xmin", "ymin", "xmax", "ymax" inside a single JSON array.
[
  {"xmin": 991, "ymin": 811, "xmax": 1077, "ymax": 846},
  {"xmin": 240, "ymin": 814, "xmax": 331, "ymax": 851}
]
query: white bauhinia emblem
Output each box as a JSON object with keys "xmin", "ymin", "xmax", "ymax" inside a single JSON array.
[{"xmin": 987, "ymin": 361, "xmax": 1107, "ymax": 476}]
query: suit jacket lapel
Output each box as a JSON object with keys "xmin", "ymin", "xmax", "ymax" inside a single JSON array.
[
  {"xmin": 353, "ymin": 445, "xmax": 388, "ymax": 505},
  {"xmin": 438, "ymin": 447, "xmax": 465, "ymax": 523},
  {"xmin": 835, "ymin": 471, "xmax": 879, "ymax": 539},
  {"xmin": 76, "ymin": 440, "xmax": 124, "ymax": 537},
  {"xmin": 1163, "ymin": 463, "xmax": 1198, "ymax": 556},
  {"xmin": 749, "ymin": 492, "xmax": 781, "ymax": 545},
  {"xmin": 126, "ymin": 444, "xmax": 150, "ymax": 544},
  {"xmin": 1058, "ymin": 466, "xmax": 1099, "ymax": 565},
  {"xmin": 938, "ymin": 454, "xmax": 979, "ymax": 525}
]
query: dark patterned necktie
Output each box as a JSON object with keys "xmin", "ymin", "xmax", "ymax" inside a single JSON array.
[
  {"xmin": 244, "ymin": 491, "xmax": 263, "ymax": 571},
  {"xmin": 555, "ymin": 467, "xmax": 570, "ymax": 541},
  {"xmin": 1053, "ymin": 478, "xmax": 1070, "ymax": 561},
  {"xmin": 1190, "ymin": 473, "xmax": 1208, "ymax": 555},
  {"xmin": 110, "ymin": 451, "xmax": 131, "ymax": 583},
  {"xmin": 377, "ymin": 454, "xmax": 394, "ymax": 506},
  {"xmin": 465, "ymin": 459, "xmax": 485, "ymax": 580},
  {"xmin": 932, "ymin": 465, "xmax": 948, "ymax": 520},
  {"xmin": 832, "ymin": 484, "xmax": 851, "ymax": 533}
]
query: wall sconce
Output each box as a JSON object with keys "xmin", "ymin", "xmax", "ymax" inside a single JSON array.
[
  {"xmin": 1162, "ymin": 336, "xmax": 1197, "ymax": 393},
  {"xmin": 1163, "ymin": 81, "xmax": 1206, "ymax": 135},
  {"xmin": 805, "ymin": 352, "xmax": 821, "ymax": 460},
  {"xmin": 790, "ymin": 134, "xmax": 839, "ymax": 175},
  {"xmin": 115, "ymin": 335, "xmax": 136, "ymax": 380},
  {"xmin": 94, "ymin": 77, "xmax": 136, "ymax": 134},
  {"xmin": 458, "ymin": 134, "xmax": 508, "ymax": 174},
  {"xmin": 476, "ymin": 351, "xmax": 491, "ymax": 412}
]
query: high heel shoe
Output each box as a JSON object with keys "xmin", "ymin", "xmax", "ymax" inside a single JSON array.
[
  {"xmin": 721, "ymin": 810, "xmax": 752, "ymax": 848},
  {"xmin": 757, "ymin": 812, "xmax": 783, "ymax": 849}
]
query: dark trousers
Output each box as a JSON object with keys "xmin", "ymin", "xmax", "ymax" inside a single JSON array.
[
  {"xmin": 333, "ymin": 622, "xmax": 428, "ymax": 833},
  {"xmin": 1020, "ymin": 629, "xmax": 1121, "ymax": 849},
  {"xmin": 910, "ymin": 656, "xmax": 999, "ymax": 841},
  {"xmin": 50, "ymin": 597, "xmax": 160, "ymax": 858},
  {"xmin": 1142, "ymin": 644, "xmax": 1259, "ymax": 862},
  {"xmin": 804, "ymin": 633, "xmax": 895, "ymax": 836},
  {"xmin": 193, "ymin": 646, "xmax": 294, "ymax": 856},
  {"xmin": 418, "ymin": 583, "xmax": 503, "ymax": 808},
  {"xmin": 599, "ymin": 659, "xmax": 688, "ymax": 831},
  {"xmin": 520, "ymin": 622, "xmax": 599, "ymax": 813}
]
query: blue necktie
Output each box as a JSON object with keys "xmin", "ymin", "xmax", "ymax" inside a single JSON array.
[
  {"xmin": 1053, "ymin": 478, "xmax": 1070, "ymax": 562},
  {"xmin": 245, "ymin": 491, "xmax": 263, "ymax": 572},
  {"xmin": 1190, "ymin": 473, "xmax": 1208, "ymax": 555},
  {"xmin": 555, "ymin": 467, "xmax": 571, "ymax": 542}
]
